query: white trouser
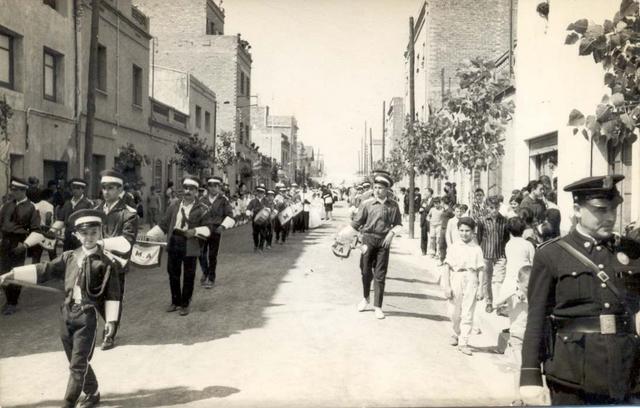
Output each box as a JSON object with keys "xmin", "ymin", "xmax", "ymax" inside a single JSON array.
[{"xmin": 447, "ymin": 270, "xmax": 479, "ymax": 346}]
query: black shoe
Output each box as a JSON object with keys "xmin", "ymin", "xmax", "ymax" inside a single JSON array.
[
  {"xmin": 179, "ymin": 305, "xmax": 190, "ymax": 316},
  {"xmin": 101, "ymin": 337, "xmax": 115, "ymax": 350},
  {"xmin": 166, "ymin": 304, "xmax": 179, "ymax": 312},
  {"xmin": 78, "ymin": 392, "xmax": 100, "ymax": 408},
  {"xmin": 200, "ymin": 275, "xmax": 207, "ymax": 285}
]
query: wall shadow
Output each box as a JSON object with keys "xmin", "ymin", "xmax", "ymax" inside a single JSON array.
[
  {"xmin": 384, "ymin": 311, "xmax": 450, "ymax": 321},
  {"xmin": 384, "ymin": 291, "xmax": 446, "ymax": 301}
]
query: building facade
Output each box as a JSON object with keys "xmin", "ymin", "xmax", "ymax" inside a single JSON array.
[
  {"xmin": 512, "ymin": 0, "xmax": 639, "ymax": 233},
  {"xmin": 0, "ymin": 0, "xmax": 178, "ymax": 198},
  {"xmin": 384, "ymin": 97, "xmax": 404, "ymax": 155},
  {"xmin": 267, "ymin": 115, "xmax": 298, "ymax": 182},
  {"xmin": 403, "ymin": 0, "xmax": 516, "ymax": 202},
  {"xmin": 133, "ymin": 0, "xmax": 254, "ymax": 195}
]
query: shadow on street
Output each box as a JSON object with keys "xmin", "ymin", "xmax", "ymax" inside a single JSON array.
[
  {"xmin": 0, "ymin": 223, "xmax": 331, "ymax": 357},
  {"xmin": 6, "ymin": 385, "xmax": 240, "ymax": 408}
]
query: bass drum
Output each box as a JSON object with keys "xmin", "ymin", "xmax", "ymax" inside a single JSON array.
[{"xmin": 253, "ymin": 208, "xmax": 272, "ymax": 225}]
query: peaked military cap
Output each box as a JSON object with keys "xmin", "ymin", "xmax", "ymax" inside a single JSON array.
[
  {"xmin": 207, "ymin": 176, "xmax": 223, "ymax": 185},
  {"xmin": 69, "ymin": 209, "xmax": 105, "ymax": 230},
  {"xmin": 100, "ymin": 170, "xmax": 124, "ymax": 186},
  {"xmin": 69, "ymin": 178, "xmax": 88, "ymax": 188},
  {"xmin": 256, "ymin": 184, "xmax": 266, "ymax": 193},
  {"xmin": 373, "ymin": 172, "xmax": 394, "ymax": 188},
  {"xmin": 564, "ymin": 174, "xmax": 624, "ymax": 207},
  {"xmin": 10, "ymin": 176, "xmax": 29, "ymax": 190},
  {"xmin": 182, "ymin": 176, "xmax": 200, "ymax": 189}
]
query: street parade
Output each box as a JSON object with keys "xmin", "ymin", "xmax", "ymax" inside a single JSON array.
[{"xmin": 4, "ymin": 0, "xmax": 640, "ymax": 407}]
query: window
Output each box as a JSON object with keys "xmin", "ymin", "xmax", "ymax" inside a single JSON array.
[
  {"xmin": 167, "ymin": 162, "xmax": 173, "ymax": 185},
  {"xmin": 195, "ymin": 105, "xmax": 202, "ymax": 128},
  {"xmin": 176, "ymin": 166, "xmax": 184, "ymax": 183},
  {"xmin": 246, "ymin": 76, "xmax": 250, "ymax": 96},
  {"xmin": 239, "ymin": 122, "xmax": 244, "ymax": 144},
  {"xmin": 43, "ymin": 0, "xmax": 56, "ymax": 9},
  {"xmin": 152, "ymin": 102, "xmax": 169, "ymax": 117},
  {"xmin": 43, "ymin": 49, "xmax": 59, "ymax": 101},
  {"xmin": 205, "ymin": 111, "xmax": 211, "ymax": 132},
  {"xmin": 173, "ymin": 111, "xmax": 187, "ymax": 126},
  {"xmin": 240, "ymin": 72, "xmax": 245, "ymax": 95},
  {"xmin": 608, "ymin": 139, "xmax": 633, "ymax": 233},
  {"xmin": 97, "ymin": 44, "xmax": 107, "ymax": 91},
  {"xmin": 245, "ymin": 124, "xmax": 250, "ymax": 144},
  {"xmin": 154, "ymin": 159, "xmax": 162, "ymax": 191},
  {"xmin": 132, "ymin": 64, "xmax": 142, "ymax": 106},
  {"xmin": 0, "ymin": 33, "xmax": 12, "ymax": 89}
]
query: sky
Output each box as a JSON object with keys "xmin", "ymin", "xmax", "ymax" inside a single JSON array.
[{"xmin": 224, "ymin": 0, "xmax": 416, "ymax": 182}]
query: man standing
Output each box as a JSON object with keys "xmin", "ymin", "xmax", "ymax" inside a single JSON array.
[
  {"xmin": 470, "ymin": 188, "xmax": 487, "ymax": 222},
  {"xmin": 519, "ymin": 179, "xmax": 547, "ymax": 225},
  {"xmin": 339, "ymin": 171, "xmax": 402, "ymax": 320},
  {"xmin": 520, "ymin": 175, "xmax": 640, "ymax": 405},
  {"xmin": 300, "ymin": 185, "xmax": 311, "ymax": 232},
  {"xmin": 153, "ymin": 176, "xmax": 211, "ymax": 316},
  {"xmin": 94, "ymin": 170, "xmax": 139, "ymax": 349},
  {"xmin": 199, "ymin": 176, "xmax": 233, "ymax": 289},
  {"xmin": 476, "ymin": 195, "xmax": 510, "ymax": 313},
  {"xmin": 247, "ymin": 185, "xmax": 268, "ymax": 252},
  {"xmin": 55, "ymin": 178, "xmax": 93, "ymax": 251},
  {"xmin": 0, "ymin": 177, "xmax": 40, "ymax": 315}
]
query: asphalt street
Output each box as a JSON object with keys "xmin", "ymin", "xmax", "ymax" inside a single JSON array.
[{"xmin": 0, "ymin": 204, "xmax": 514, "ymax": 407}]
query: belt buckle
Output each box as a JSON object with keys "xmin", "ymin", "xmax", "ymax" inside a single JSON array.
[{"xmin": 600, "ymin": 314, "xmax": 617, "ymax": 334}]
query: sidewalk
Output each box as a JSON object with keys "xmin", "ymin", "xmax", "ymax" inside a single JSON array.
[{"xmin": 392, "ymin": 225, "xmax": 511, "ymax": 355}]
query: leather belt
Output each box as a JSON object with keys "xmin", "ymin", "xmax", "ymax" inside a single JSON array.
[{"xmin": 553, "ymin": 315, "xmax": 634, "ymax": 335}]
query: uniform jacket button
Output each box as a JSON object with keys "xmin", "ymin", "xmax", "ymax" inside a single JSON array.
[
  {"xmin": 601, "ymin": 283, "xmax": 607, "ymax": 288},
  {"xmin": 604, "ymin": 302, "xmax": 610, "ymax": 308},
  {"xmin": 571, "ymin": 272, "xmax": 577, "ymax": 276},
  {"xmin": 596, "ymin": 246, "xmax": 602, "ymax": 251},
  {"xmin": 598, "ymin": 264, "xmax": 604, "ymax": 269},
  {"xmin": 584, "ymin": 242, "xmax": 591, "ymax": 248}
]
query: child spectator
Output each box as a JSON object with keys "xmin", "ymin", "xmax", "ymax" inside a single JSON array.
[
  {"xmin": 445, "ymin": 204, "xmax": 467, "ymax": 247},
  {"xmin": 442, "ymin": 217, "xmax": 485, "ymax": 356},
  {"xmin": 427, "ymin": 197, "xmax": 443, "ymax": 258},
  {"xmin": 496, "ymin": 216, "xmax": 535, "ymax": 405},
  {"xmin": 146, "ymin": 186, "xmax": 161, "ymax": 226}
]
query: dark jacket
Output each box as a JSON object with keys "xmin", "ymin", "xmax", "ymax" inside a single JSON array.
[
  {"xmin": 159, "ymin": 200, "xmax": 211, "ymax": 256},
  {"xmin": 202, "ymin": 194, "xmax": 234, "ymax": 234},
  {"xmin": 521, "ymin": 228, "xmax": 640, "ymax": 398},
  {"xmin": 94, "ymin": 198, "xmax": 139, "ymax": 263}
]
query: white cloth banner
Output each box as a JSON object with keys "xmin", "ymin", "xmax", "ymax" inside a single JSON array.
[{"xmin": 130, "ymin": 244, "xmax": 162, "ymax": 268}]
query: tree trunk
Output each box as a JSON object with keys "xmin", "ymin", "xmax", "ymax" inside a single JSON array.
[{"xmin": 408, "ymin": 17, "xmax": 416, "ymax": 239}]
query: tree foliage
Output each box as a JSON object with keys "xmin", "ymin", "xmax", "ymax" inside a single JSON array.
[
  {"xmin": 173, "ymin": 133, "xmax": 215, "ymax": 177},
  {"xmin": 114, "ymin": 143, "xmax": 149, "ymax": 188},
  {"xmin": 214, "ymin": 131, "xmax": 237, "ymax": 174},
  {"xmin": 0, "ymin": 96, "xmax": 13, "ymax": 139},
  {"xmin": 391, "ymin": 57, "xmax": 513, "ymax": 181},
  {"xmin": 566, "ymin": 0, "xmax": 640, "ymax": 146}
]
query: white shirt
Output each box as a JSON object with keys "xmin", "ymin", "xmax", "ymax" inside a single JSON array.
[
  {"xmin": 103, "ymin": 200, "xmax": 118, "ymax": 215},
  {"xmin": 35, "ymin": 200, "xmax": 54, "ymax": 227},
  {"xmin": 444, "ymin": 240, "xmax": 485, "ymax": 272},
  {"xmin": 174, "ymin": 200, "xmax": 194, "ymax": 230}
]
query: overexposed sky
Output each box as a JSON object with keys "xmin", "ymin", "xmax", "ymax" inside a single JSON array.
[{"xmin": 225, "ymin": 0, "xmax": 416, "ymax": 181}]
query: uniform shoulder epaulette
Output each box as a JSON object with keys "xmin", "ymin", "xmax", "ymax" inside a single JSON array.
[
  {"xmin": 537, "ymin": 236, "xmax": 562, "ymax": 251},
  {"xmin": 125, "ymin": 204, "xmax": 137, "ymax": 213}
]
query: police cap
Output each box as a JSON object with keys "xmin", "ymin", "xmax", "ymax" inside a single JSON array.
[
  {"xmin": 69, "ymin": 209, "xmax": 105, "ymax": 231},
  {"xmin": 564, "ymin": 174, "xmax": 624, "ymax": 207}
]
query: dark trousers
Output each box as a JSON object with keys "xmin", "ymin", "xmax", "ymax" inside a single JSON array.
[
  {"xmin": 29, "ymin": 245, "xmax": 57, "ymax": 263},
  {"xmin": 167, "ymin": 236, "xmax": 197, "ymax": 307},
  {"xmin": 60, "ymin": 304, "xmax": 98, "ymax": 407},
  {"xmin": 438, "ymin": 228, "xmax": 448, "ymax": 262},
  {"xmin": 548, "ymin": 380, "xmax": 628, "ymax": 405},
  {"xmin": 252, "ymin": 222, "xmax": 266, "ymax": 249},
  {"xmin": 1, "ymin": 234, "xmax": 27, "ymax": 306},
  {"xmin": 360, "ymin": 234, "xmax": 390, "ymax": 307},
  {"xmin": 199, "ymin": 243, "xmax": 209, "ymax": 278},
  {"xmin": 302, "ymin": 211, "xmax": 309, "ymax": 231},
  {"xmin": 420, "ymin": 225, "xmax": 429, "ymax": 255},
  {"xmin": 203, "ymin": 233, "xmax": 222, "ymax": 283},
  {"xmin": 265, "ymin": 222, "xmax": 273, "ymax": 246},
  {"xmin": 274, "ymin": 219, "xmax": 289, "ymax": 243}
]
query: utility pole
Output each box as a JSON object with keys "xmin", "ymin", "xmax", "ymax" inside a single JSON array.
[
  {"xmin": 408, "ymin": 16, "xmax": 416, "ymax": 239},
  {"xmin": 84, "ymin": 0, "xmax": 100, "ymax": 184},
  {"xmin": 382, "ymin": 100, "xmax": 386, "ymax": 162},
  {"xmin": 369, "ymin": 128, "xmax": 373, "ymax": 171}
]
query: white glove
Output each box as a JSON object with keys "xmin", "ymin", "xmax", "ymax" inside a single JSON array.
[
  {"xmin": 0, "ymin": 271, "xmax": 13, "ymax": 285},
  {"xmin": 336, "ymin": 225, "xmax": 358, "ymax": 242},
  {"xmin": 245, "ymin": 210, "xmax": 252, "ymax": 217},
  {"xmin": 519, "ymin": 386, "xmax": 545, "ymax": 406}
]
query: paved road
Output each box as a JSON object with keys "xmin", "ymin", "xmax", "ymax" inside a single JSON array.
[{"xmin": 0, "ymin": 204, "xmax": 514, "ymax": 407}]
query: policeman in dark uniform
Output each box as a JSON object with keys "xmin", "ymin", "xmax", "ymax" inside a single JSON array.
[
  {"xmin": 94, "ymin": 169, "xmax": 139, "ymax": 350},
  {"xmin": 0, "ymin": 209, "xmax": 121, "ymax": 408},
  {"xmin": 0, "ymin": 177, "xmax": 41, "ymax": 315},
  {"xmin": 338, "ymin": 171, "xmax": 402, "ymax": 320},
  {"xmin": 200, "ymin": 176, "xmax": 234, "ymax": 288},
  {"xmin": 520, "ymin": 175, "xmax": 640, "ymax": 405},
  {"xmin": 54, "ymin": 178, "xmax": 93, "ymax": 251}
]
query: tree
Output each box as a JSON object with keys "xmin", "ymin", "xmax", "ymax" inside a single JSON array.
[
  {"xmin": 113, "ymin": 143, "xmax": 149, "ymax": 189},
  {"xmin": 435, "ymin": 57, "xmax": 514, "ymax": 175},
  {"xmin": 214, "ymin": 130, "xmax": 236, "ymax": 175},
  {"xmin": 565, "ymin": 0, "xmax": 640, "ymax": 147},
  {"xmin": 173, "ymin": 133, "xmax": 215, "ymax": 178},
  {"xmin": 0, "ymin": 96, "xmax": 13, "ymax": 140}
]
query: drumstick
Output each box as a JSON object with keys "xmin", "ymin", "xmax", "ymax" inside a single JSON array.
[{"xmin": 0, "ymin": 280, "xmax": 63, "ymax": 293}]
